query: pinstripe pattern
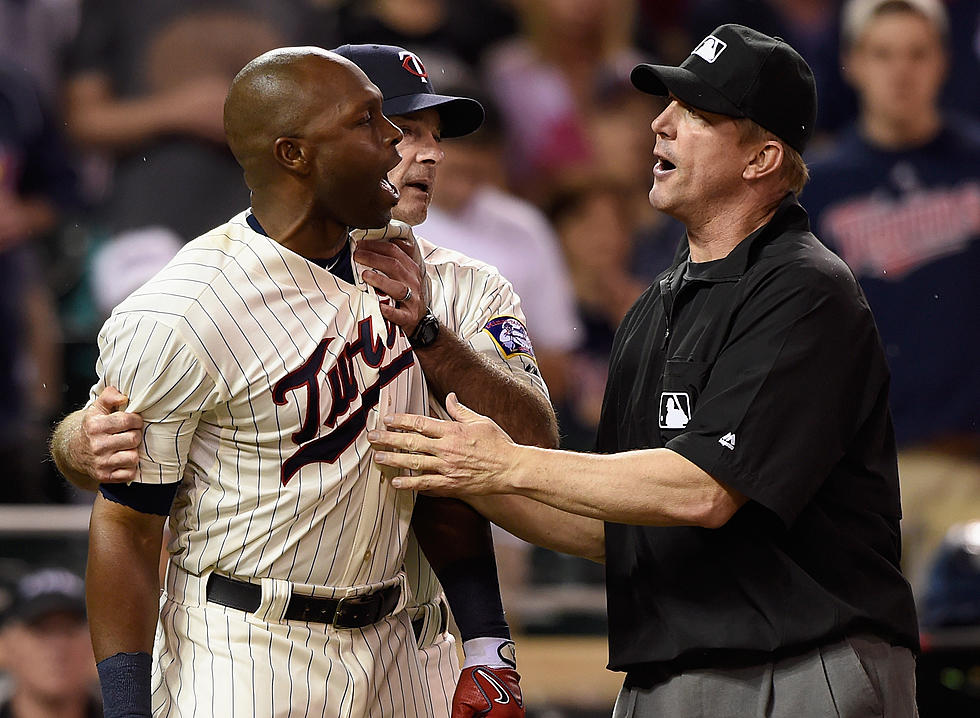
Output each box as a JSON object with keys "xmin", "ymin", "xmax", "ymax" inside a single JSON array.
[
  {"xmin": 351, "ymin": 222, "xmax": 551, "ymax": 715},
  {"xmin": 92, "ymin": 211, "xmax": 431, "ymax": 715},
  {"xmin": 415, "ymin": 630, "xmax": 460, "ymax": 718},
  {"xmin": 153, "ymin": 565, "xmax": 434, "ymax": 717}
]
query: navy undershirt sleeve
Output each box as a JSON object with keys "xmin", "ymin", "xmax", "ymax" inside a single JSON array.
[
  {"xmin": 97, "ymin": 651, "xmax": 152, "ymax": 718},
  {"xmin": 99, "ymin": 482, "xmax": 180, "ymax": 516},
  {"xmin": 437, "ymin": 556, "xmax": 511, "ymax": 642}
]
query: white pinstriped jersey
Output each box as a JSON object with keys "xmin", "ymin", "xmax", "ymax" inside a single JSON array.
[
  {"xmin": 91, "ymin": 211, "xmax": 428, "ymax": 589},
  {"xmin": 351, "ymin": 221, "xmax": 550, "ymax": 607}
]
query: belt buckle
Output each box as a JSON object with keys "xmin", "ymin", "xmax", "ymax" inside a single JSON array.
[{"xmin": 332, "ymin": 593, "xmax": 379, "ymax": 629}]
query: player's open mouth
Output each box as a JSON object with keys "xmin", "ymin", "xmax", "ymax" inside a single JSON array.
[
  {"xmin": 380, "ymin": 177, "xmax": 400, "ymax": 201},
  {"xmin": 405, "ymin": 180, "xmax": 430, "ymax": 194}
]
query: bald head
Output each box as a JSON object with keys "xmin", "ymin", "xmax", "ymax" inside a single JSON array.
[
  {"xmin": 223, "ymin": 46, "xmax": 402, "ymax": 240},
  {"xmin": 224, "ymin": 46, "xmax": 371, "ymax": 181}
]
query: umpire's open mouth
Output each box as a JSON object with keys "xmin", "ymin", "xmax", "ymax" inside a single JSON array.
[{"xmin": 653, "ymin": 153, "xmax": 677, "ymax": 177}]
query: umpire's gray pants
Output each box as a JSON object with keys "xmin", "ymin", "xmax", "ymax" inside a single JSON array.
[{"xmin": 612, "ymin": 635, "xmax": 918, "ymax": 718}]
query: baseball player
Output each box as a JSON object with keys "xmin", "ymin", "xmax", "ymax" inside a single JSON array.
[
  {"xmin": 52, "ymin": 45, "xmax": 558, "ymax": 717},
  {"xmin": 60, "ymin": 47, "xmax": 435, "ymax": 717}
]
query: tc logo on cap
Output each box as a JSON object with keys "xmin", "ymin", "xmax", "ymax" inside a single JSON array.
[
  {"xmin": 692, "ymin": 35, "xmax": 727, "ymax": 63},
  {"xmin": 398, "ymin": 50, "xmax": 428, "ymax": 83}
]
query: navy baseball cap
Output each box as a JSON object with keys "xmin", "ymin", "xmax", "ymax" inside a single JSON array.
[
  {"xmin": 332, "ymin": 44, "xmax": 484, "ymax": 138},
  {"xmin": 630, "ymin": 24, "xmax": 817, "ymax": 153},
  {"xmin": 1, "ymin": 567, "xmax": 86, "ymax": 626}
]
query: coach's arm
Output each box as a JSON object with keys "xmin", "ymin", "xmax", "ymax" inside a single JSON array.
[
  {"xmin": 355, "ymin": 237, "xmax": 603, "ymax": 559},
  {"xmin": 413, "ymin": 327, "xmax": 557, "ymax": 447},
  {"xmin": 354, "ymin": 238, "xmax": 559, "ymax": 449}
]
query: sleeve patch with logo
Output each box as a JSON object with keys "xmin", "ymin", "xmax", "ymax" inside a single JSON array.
[{"xmin": 483, "ymin": 316, "xmax": 536, "ymax": 359}]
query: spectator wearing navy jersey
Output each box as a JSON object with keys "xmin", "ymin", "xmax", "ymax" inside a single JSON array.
[{"xmin": 804, "ymin": 0, "xmax": 980, "ymax": 596}]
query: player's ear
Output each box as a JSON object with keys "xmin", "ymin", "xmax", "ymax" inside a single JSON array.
[{"xmin": 273, "ymin": 137, "xmax": 312, "ymax": 176}]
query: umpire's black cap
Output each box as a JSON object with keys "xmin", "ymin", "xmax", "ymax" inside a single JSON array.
[
  {"xmin": 630, "ymin": 24, "xmax": 817, "ymax": 153},
  {"xmin": 332, "ymin": 44, "xmax": 484, "ymax": 138}
]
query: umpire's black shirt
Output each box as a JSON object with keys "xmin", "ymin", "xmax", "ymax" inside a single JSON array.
[{"xmin": 597, "ymin": 194, "xmax": 918, "ymax": 681}]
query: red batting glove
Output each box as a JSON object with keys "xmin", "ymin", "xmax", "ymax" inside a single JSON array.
[{"xmin": 451, "ymin": 666, "xmax": 524, "ymax": 717}]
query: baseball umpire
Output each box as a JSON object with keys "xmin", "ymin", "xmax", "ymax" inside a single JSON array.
[
  {"xmin": 51, "ymin": 44, "xmax": 557, "ymax": 717},
  {"xmin": 369, "ymin": 24, "xmax": 921, "ymax": 717}
]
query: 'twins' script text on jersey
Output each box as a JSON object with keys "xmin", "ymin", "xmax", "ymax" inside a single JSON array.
[{"xmin": 274, "ymin": 316, "xmax": 416, "ymax": 485}]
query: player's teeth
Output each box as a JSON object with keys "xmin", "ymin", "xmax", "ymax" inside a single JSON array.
[{"xmin": 380, "ymin": 178, "xmax": 399, "ymax": 198}]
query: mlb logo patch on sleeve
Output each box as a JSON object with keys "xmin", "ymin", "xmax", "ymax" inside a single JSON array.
[
  {"xmin": 483, "ymin": 316, "xmax": 536, "ymax": 359},
  {"xmin": 659, "ymin": 392, "xmax": 691, "ymax": 429}
]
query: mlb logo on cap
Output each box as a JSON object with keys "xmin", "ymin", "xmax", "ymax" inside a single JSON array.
[{"xmin": 693, "ymin": 36, "xmax": 727, "ymax": 63}]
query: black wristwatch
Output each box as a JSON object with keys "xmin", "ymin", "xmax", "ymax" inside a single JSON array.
[{"xmin": 408, "ymin": 310, "xmax": 440, "ymax": 348}]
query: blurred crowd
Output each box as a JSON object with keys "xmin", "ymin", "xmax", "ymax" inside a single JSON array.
[
  {"xmin": 1, "ymin": 0, "xmax": 978, "ymax": 699},
  {"xmin": 0, "ymin": 565, "xmax": 100, "ymax": 716}
]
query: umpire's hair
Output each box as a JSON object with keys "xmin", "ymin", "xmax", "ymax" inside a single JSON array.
[{"xmin": 736, "ymin": 118, "xmax": 809, "ymax": 196}]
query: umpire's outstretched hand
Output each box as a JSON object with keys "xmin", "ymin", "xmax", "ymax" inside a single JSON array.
[{"xmin": 369, "ymin": 393, "xmax": 519, "ymax": 497}]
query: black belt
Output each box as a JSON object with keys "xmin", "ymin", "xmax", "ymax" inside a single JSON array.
[{"xmin": 206, "ymin": 573, "xmax": 401, "ymax": 628}]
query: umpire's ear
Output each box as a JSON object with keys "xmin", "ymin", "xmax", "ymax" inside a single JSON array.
[
  {"xmin": 742, "ymin": 138, "xmax": 784, "ymax": 183},
  {"xmin": 273, "ymin": 137, "xmax": 312, "ymax": 176}
]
